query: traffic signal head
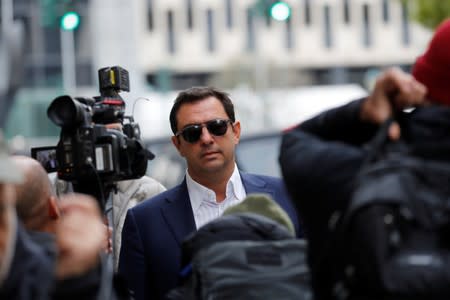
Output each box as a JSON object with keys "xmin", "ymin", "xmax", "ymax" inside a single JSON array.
[
  {"xmin": 60, "ymin": 11, "xmax": 80, "ymax": 31},
  {"xmin": 269, "ymin": 1, "xmax": 291, "ymax": 21}
]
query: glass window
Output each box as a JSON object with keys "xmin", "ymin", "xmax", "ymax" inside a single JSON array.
[
  {"xmin": 382, "ymin": 0, "xmax": 390, "ymax": 23},
  {"xmin": 324, "ymin": 5, "xmax": 332, "ymax": 48},
  {"xmin": 343, "ymin": 0, "xmax": 351, "ymax": 24},
  {"xmin": 246, "ymin": 7, "xmax": 255, "ymax": 52},
  {"xmin": 401, "ymin": 1, "xmax": 410, "ymax": 45},
  {"xmin": 206, "ymin": 9, "xmax": 215, "ymax": 52},
  {"xmin": 225, "ymin": 0, "xmax": 233, "ymax": 29},
  {"xmin": 304, "ymin": 0, "xmax": 312, "ymax": 26},
  {"xmin": 186, "ymin": 0, "xmax": 193, "ymax": 30},
  {"xmin": 147, "ymin": 0, "xmax": 154, "ymax": 30},
  {"xmin": 362, "ymin": 4, "xmax": 371, "ymax": 47},
  {"xmin": 167, "ymin": 10, "xmax": 175, "ymax": 54}
]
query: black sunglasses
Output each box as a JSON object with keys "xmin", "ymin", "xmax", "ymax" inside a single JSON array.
[{"xmin": 175, "ymin": 119, "xmax": 233, "ymax": 143}]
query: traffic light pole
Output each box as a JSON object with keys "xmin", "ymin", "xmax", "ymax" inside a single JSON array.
[
  {"xmin": 251, "ymin": 4, "xmax": 270, "ymax": 127},
  {"xmin": 60, "ymin": 28, "xmax": 76, "ymax": 94},
  {"xmin": 1, "ymin": 0, "xmax": 13, "ymax": 32},
  {"xmin": 251, "ymin": 0, "xmax": 291, "ymax": 127}
]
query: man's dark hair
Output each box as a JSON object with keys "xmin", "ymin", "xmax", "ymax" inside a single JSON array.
[{"xmin": 169, "ymin": 87, "xmax": 235, "ymax": 134}]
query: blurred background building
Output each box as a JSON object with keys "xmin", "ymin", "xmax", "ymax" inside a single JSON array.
[{"xmin": 0, "ymin": 0, "xmax": 438, "ymax": 144}]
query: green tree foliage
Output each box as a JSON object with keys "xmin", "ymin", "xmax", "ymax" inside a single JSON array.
[{"xmin": 406, "ymin": 0, "xmax": 450, "ymax": 29}]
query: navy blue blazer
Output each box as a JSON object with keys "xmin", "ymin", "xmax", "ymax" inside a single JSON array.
[{"xmin": 118, "ymin": 172, "xmax": 301, "ymax": 300}]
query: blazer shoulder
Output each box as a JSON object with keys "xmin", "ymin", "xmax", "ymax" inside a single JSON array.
[
  {"xmin": 242, "ymin": 172, "xmax": 283, "ymax": 186},
  {"xmin": 130, "ymin": 183, "xmax": 185, "ymax": 213}
]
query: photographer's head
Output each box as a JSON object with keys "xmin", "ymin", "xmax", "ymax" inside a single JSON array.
[
  {"xmin": 170, "ymin": 87, "xmax": 241, "ymax": 184},
  {"xmin": 13, "ymin": 156, "xmax": 60, "ymax": 233}
]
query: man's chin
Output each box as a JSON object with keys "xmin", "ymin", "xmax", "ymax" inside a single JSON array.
[{"xmin": 201, "ymin": 160, "xmax": 224, "ymax": 172}]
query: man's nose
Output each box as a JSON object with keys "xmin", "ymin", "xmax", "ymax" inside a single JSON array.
[{"xmin": 199, "ymin": 126, "xmax": 214, "ymax": 143}]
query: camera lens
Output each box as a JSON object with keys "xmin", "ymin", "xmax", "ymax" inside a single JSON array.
[{"xmin": 47, "ymin": 95, "xmax": 88, "ymax": 127}]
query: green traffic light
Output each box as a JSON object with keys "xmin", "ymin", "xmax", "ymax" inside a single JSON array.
[
  {"xmin": 270, "ymin": 1, "xmax": 291, "ymax": 21},
  {"xmin": 60, "ymin": 11, "xmax": 80, "ymax": 31}
]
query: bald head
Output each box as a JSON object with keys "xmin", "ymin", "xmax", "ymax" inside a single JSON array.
[{"xmin": 13, "ymin": 156, "xmax": 58, "ymax": 232}]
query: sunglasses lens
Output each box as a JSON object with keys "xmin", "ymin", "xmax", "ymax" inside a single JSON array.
[
  {"xmin": 182, "ymin": 125, "xmax": 202, "ymax": 143},
  {"xmin": 207, "ymin": 120, "xmax": 229, "ymax": 136},
  {"xmin": 179, "ymin": 119, "xmax": 231, "ymax": 143}
]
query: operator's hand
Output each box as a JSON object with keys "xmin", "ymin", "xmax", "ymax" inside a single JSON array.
[
  {"xmin": 360, "ymin": 67, "xmax": 427, "ymax": 140},
  {"xmin": 55, "ymin": 193, "xmax": 104, "ymax": 279}
]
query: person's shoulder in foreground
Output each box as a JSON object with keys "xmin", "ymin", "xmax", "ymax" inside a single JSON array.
[
  {"xmin": 279, "ymin": 18, "xmax": 450, "ymax": 300},
  {"xmin": 0, "ymin": 132, "xmax": 120, "ymax": 300}
]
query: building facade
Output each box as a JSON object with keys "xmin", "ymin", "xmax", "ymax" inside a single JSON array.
[
  {"xmin": 90, "ymin": 0, "xmax": 431, "ymax": 90},
  {"xmin": 3, "ymin": 0, "xmax": 432, "ymax": 138}
]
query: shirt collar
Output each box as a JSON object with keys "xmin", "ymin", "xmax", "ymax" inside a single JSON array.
[
  {"xmin": 186, "ymin": 164, "xmax": 245, "ymax": 212},
  {"xmin": 227, "ymin": 165, "xmax": 246, "ymax": 201}
]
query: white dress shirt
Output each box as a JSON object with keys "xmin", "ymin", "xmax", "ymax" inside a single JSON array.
[{"xmin": 186, "ymin": 165, "xmax": 247, "ymax": 229}]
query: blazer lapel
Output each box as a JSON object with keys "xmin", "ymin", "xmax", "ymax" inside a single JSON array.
[{"xmin": 160, "ymin": 180, "xmax": 196, "ymax": 246}]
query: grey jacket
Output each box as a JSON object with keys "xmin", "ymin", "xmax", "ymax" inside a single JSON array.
[
  {"xmin": 112, "ymin": 177, "xmax": 166, "ymax": 270},
  {"xmin": 51, "ymin": 174, "xmax": 166, "ymax": 271}
]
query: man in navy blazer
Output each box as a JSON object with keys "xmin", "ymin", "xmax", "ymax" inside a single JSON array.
[{"xmin": 118, "ymin": 87, "xmax": 301, "ymax": 300}]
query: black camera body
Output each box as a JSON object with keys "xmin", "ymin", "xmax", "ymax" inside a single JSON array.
[
  {"xmin": 54, "ymin": 119, "xmax": 143, "ymax": 183},
  {"xmin": 36, "ymin": 66, "xmax": 152, "ymax": 190}
]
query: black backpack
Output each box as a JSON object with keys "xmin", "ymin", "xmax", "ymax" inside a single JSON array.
[
  {"xmin": 332, "ymin": 120, "xmax": 450, "ymax": 300},
  {"xmin": 167, "ymin": 213, "xmax": 312, "ymax": 300}
]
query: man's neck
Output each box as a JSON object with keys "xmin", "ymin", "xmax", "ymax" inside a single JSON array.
[{"xmin": 188, "ymin": 166, "xmax": 236, "ymax": 202}]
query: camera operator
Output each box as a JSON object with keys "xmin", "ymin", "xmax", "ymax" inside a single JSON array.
[
  {"xmin": 40, "ymin": 66, "xmax": 166, "ymax": 271},
  {"xmin": 51, "ymin": 121, "xmax": 166, "ymax": 270}
]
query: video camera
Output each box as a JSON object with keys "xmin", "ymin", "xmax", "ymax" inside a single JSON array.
[{"xmin": 32, "ymin": 66, "xmax": 154, "ymax": 203}]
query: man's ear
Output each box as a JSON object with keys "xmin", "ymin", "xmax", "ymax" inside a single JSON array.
[
  {"xmin": 48, "ymin": 196, "xmax": 60, "ymax": 219},
  {"xmin": 232, "ymin": 121, "xmax": 241, "ymax": 143},
  {"xmin": 171, "ymin": 135, "xmax": 186, "ymax": 158},
  {"xmin": 171, "ymin": 135, "xmax": 181, "ymax": 151}
]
